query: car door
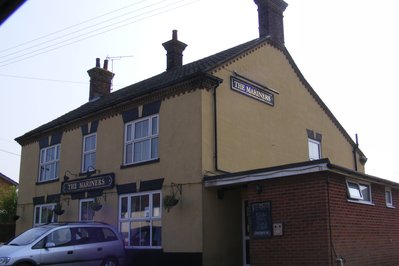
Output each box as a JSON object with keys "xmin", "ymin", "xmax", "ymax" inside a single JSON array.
[
  {"xmin": 72, "ymin": 227, "xmax": 105, "ymax": 266},
  {"xmin": 39, "ymin": 228, "xmax": 77, "ymax": 266}
]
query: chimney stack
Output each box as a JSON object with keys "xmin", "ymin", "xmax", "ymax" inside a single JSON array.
[
  {"xmin": 87, "ymin": 58, "xmax": 115, "ymax": 101},
  {"xmin": 162, "ymin": 30, "xmax": 187, "ymax": 71},
  {"xmin": 254, "ymin": 0, "xmax": 288, "ymax": 46}
]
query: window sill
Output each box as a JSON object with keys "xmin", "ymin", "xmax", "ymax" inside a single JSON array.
[
  {"xmin": 36, "ymin": 178, "xmax": 59, "ymax": 185},
  {"xmin": 121, "ymin": 158, "xmax": 160, "ymax": 169},
  {"xmin": 347, "ymin": 199, "xmax": 375, "ymax": 206},
  {"xmin": 386, "ymin": 205, "xmax": 395, "ymax": 209}
]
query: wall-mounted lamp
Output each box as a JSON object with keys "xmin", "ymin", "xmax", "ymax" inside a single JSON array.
[
  {"xmin": 63, "ymin": 170, "xmax": 77, "ymax": 181},
  {"xmin": 256, "ymin": 184, "xmax": 263, "ymax": 194}
]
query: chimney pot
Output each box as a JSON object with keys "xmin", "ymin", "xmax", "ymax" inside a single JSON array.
[
  {"xmin": 88, "ymin": 58, "xmax": 115, "ymax": 101},
  {"xmin": 162, "ymin": 30, "xmax": 187, "ymax": 71},
  {"xmin": 254, "ymin": 0, "xmax": 288, "ymax": 46}
]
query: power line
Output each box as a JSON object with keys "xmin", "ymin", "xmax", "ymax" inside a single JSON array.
[
  {"xmin": 0, "ymin": 0, "xmax": 167, "ymax": 60},
  {"xmin": 0, "ymin": 0, "xmax": 151, "ymax": 55},
  {"xmin": 0, "ymin": 0, "xmax": 199, "ymax": 68},
  {"xmin": 0, "ymin": 149, "xmax": 20, "ymax": 157},
  {"xmin": 0, "ymin": 73, "xmax": 87, "ymax": 84}
]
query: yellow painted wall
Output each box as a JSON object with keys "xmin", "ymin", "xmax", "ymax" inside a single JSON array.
[
  {"xmin": 16, "ymin": 89, "xmax": 205, "ymax": 254},
  {"xmin": 203, "ymin": 42, "xmax": 363, "ymax": 174}
]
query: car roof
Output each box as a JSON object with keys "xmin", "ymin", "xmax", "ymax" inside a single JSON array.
[{"xmin": 37, "ymin": 221, "xmax": 112, "ymax": 228}]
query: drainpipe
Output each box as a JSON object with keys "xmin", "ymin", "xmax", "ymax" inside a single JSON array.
[{"xmin": 352, "ymin": 134, "xmax": 359, "ymax": 171}]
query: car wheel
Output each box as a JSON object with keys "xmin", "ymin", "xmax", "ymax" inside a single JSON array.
[
  {"xmin": 101, "ymin": 257, "xmax": 118, "ymax": 266},
  {"xmin": 16, "ymin": 263, "xmax": 33, "ymax": 266}
]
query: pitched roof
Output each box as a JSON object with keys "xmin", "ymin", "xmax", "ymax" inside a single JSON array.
[
  {"xmin": 0, "ymin": 172, "xmax": 18, "ymax": 187},
  {"xmin": 15, "ymin": 36, "xmax": 365, "ymax": 160},
  {"xmin": 15, "ymin": 37, "xmax": 265, "ymax": 144}
]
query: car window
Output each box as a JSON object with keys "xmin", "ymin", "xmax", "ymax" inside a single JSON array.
[
  {"xmin": 102, "ymin": 227, "xmax": 118, "ymax": 242},
  {"xmin": 75, "ymin": 227, "xmax": 102, "ymax": 244},
  {"xmin": 45, "ymin": 228, "xmax": 72, "ymax": 247}
]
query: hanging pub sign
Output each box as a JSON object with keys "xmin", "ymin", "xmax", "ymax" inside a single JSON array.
[
  {"xmin": 231, "ymin": 76, "xmax": 274, "ymax": 106},
  {"xmin": 250, "ymin": 201, "xmax": 272, "ymax": 239},
  {"xmin": 61, "ymin": 173, "xmax": 115, "ymax": 194}
]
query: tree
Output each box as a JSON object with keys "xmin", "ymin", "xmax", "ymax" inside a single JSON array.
[{"xmin": 0, "ymin": 186, "xmax": 17, "ymax": 223}]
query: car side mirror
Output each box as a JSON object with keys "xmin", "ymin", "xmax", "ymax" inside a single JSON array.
[{"xmin": 45, "ymin": 242, "xmax": 56, "ymax": 248}]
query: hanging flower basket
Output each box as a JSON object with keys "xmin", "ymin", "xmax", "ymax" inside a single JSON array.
[
  {"xmin": 90, "ymin": 198, "xmax": 102, "ymax": 212},
  {"xmin": 163, "ymin": 195, "xmax": 179, "ymax": 212},
  {"xmin": 53, "ymin": 203, "xmax": 64, "ymax": 215}
]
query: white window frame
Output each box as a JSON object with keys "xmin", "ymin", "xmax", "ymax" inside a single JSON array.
[
  {"xmin": 34, "ymin": 203, "xmax": 57, "ymax": 226},
  {"xmin": 119, "ymin": 190, "xmax": 162, "ymax": 249},
  {"xmin": 124, "ymin": 115, "xmax": 159, "ymax": 165},
  {"xmin": 385, "ymin": 188, "xmax": 394, "ymax": 208},
  {"xmin": 79, "ymin": 198, "xmax": 95, "ymax": 221},
  {"xmin": 346, "ymin": 179, "xmax": 373, "ymax": 204},
  {"xmin": 39, "ymin": 144, "xmax": 60, "ymax": 182},
  {"xmin": 308, "ymin": 138, "xmax": 321, "ymax": 161},
  {"xmin": 82, "ymin": 133, "xmax": 97, "ymax": 173}
]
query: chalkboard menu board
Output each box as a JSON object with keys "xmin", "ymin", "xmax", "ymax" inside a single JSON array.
[{"xmin": 250, "ymin": 201, "xmax": 272, "ymax": 239}]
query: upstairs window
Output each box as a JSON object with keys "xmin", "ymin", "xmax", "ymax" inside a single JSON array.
[
  {"xmin": 308, "ymin": 139, "xmax": 321, "ymax": 160},
  {"xmin": 124, "ymin": 115, "xmax": 159, "ymax": 165},
  {"xmin": 385, "ymin": 188, "xmax": 394, "ymax": 208},
  {"xmin": 39, "ymin": 144, "xmax": 60, "ymax": 182},
  {"xmin": 82, "ymin": 133, "xmax": 96, "ymax": 172},
  {"xmin": 346, "ymin": 180, "xmax": 372, "ymax": 204}
]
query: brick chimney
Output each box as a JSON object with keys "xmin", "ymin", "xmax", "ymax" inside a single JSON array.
[
  {"xmin": 87, "ymin": 58, "xmax": 115, "ymax": 101},
  {"xmin": 162, "ymin": 30, "xmax": 187, "ymax": 71},
  {"xmin": 254, "ymin": 0, "xmax": 288, "ymax": 46}
]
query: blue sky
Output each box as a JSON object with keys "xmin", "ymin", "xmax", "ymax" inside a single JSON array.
[{"xmin": 1, "ymin": 0, "xmax": 399, "ymax": 183}]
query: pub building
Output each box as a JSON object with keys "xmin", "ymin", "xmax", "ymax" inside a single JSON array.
[{"xmin": 15, "ymin": 0, "xmax": 399, "ymax": 265}]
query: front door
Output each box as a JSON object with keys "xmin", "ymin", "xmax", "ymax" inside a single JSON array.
[{"xmin": 242, "ymin": 200, "xmax": 250, "ymax": 266}]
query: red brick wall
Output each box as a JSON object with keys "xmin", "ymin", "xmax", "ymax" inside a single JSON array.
[
  {"xmin": 247, "ymin": 172, "xmax": 399, "ymax": 266},
  {"xmin": 247, "ymin": 173, "xmax": 331, "ymax": 266},
  {"xmin": 328, "ymin": 174, "xmax": 399, "ymax": 266}
]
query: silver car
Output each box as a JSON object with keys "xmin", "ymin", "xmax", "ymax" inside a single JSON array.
[{"xmin": 0, "ymin": 222, "xmax": 125, "ymax": 266}]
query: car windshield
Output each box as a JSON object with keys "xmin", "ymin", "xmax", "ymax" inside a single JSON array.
[{"xmin": 8, "ymin": 227, "xmax": 52, "ymax": 246}]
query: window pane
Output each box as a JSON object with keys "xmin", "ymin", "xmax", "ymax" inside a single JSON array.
[
  {"xmin": 84, "ymin": 153, "xmax": 96, "ymax": 171},
  {"xmin": 152, "ymin": 220, "xmax": 162, "ymax": 247},
  {"xmin": 347, "ymin": 182, "xmax": 362, "ymax": 199},
  {"xmin": 81, "ymin": 200, "xmax": 94, "ymax": 221},
  {"xmin": 125, "ymin": 143, "xmax": 133, "ymax": 164},
  {"xmin": 151, "ymin": 138, "xmax": 158, "ymax": 159},
  {"xmin": 152, "ymin": 116, "xmax": 158, "ymax": 135},
  {"xmin": 134, "ymin": 140, "xmax": 150, "ymax": 162},
  {"xmin": 35, "ymin": 207, "xmax": 40, "ymax": 224},
  {"xmin": 386, "ymin": 191, "xmax": 392, "ymax": 204},
  {"xmin": 360, "ymin": 184, "xmax": 370, "ymax": 202},
  {"xmin": 121, "ymin": 197, "xmax": 128, "ymax": 219},
  {"xmin": 84, "ymin": 135, "xmax": 96, "ymax": 151},
  {"xmin": 153, "ymin": 193, "xmax": 161, "ymax": 217},
  {"xmin": 126, "ymin": 124, "xmax": 133, "ymax": 141},
  {"xmin": 46, "ymin": 147, "xmax": 54, "ymax": 162},
  {"xmin": 131, "ymin": 221, "xmax": 150, "ymax": 247},
  {"xmin": 131, "ymin": 196, "xmax": 140, "ymax": 218},
  {"xmin": 135, "ymin": 120, "xmax": 149, "ymax": 139},
  {"xmin": 308, "ymin": 140, "xmax": 321, "ymax": 160},
  {"xmin": 120, "ymin": 222, "xmax": 129, "ymax": 247}
]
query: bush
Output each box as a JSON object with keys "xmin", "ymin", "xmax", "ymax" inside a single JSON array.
[{"xmin": 0, "ymin": 186, "xmax": 17, "ymax": 223}]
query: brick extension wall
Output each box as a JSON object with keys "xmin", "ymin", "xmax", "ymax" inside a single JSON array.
[{"xmin": 247, "ymin": 172, "xmax": 399, "ymax": 266}]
